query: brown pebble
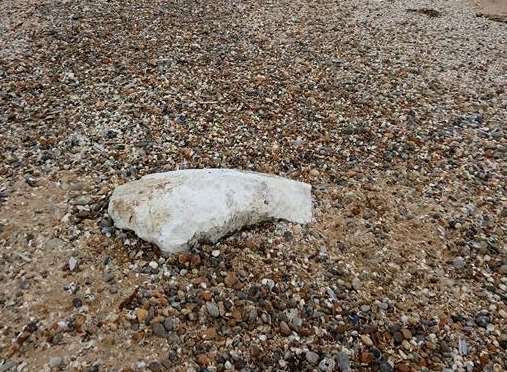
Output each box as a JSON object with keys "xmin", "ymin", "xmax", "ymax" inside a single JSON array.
[
  {"xmin": 280, "ymin": 321, "xmax": 291, "ymax": 336},
  {"xmin": 196, "ymin": 354, "xmax": 210, "ymax": 367},
  {"xmin": 136, "ymin": 308, "xmax": 148, "ymax": 323},
  {"xmin": 401, "ymin": 328, "xmax": 412, "ymax": 340},
  {"xmin": 178, "ymin": 253, "xmax": 191, "ymax": 265},
  {"xmin": 200, "ymin": 290, "xmax": 213, "ymax": 301},
  {"xmin": 74, "ymin": 314, "xmax": 86, "ymax": 333},
  {"xmin": 359, "ymin": 351, "xmax": 373, "ymax": 364},
  {"xmin": 148, "ymin": 361, "xmax": 163, "ymax": 372},
  {"xmin": 395, "ymin": 363, "xmax": 411, "ymax": 372},
  {"xmin": 202, "ymin": 327, "xmax": 217, "ymax": 340},
  {"xmin": 393, "ymin": 331, "xmax": 403, "ymax": 344},
  {"xmin": 131, "ymin": 330, "xmax": 145, "ymax": 344},
  {"xmin": 190, "ymin": 254, "xmax": 201, "ymax": 266},
  {"xmin": 151, "ymin": 322, "xmax": 166, "ymax": 338},
  {"xmin": 224, "ymin": 272, "xmax": 238, "ymax": 287}
]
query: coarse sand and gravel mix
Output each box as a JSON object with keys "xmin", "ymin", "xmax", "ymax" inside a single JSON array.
[{"xmin": 0, "ymin": 0, "xmax": 506, "ymax": 370}]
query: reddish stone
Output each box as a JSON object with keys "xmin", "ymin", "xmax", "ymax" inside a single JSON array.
[{"xmin": 395, "ymin": 363, "xmax": 411, "ymax": 372}]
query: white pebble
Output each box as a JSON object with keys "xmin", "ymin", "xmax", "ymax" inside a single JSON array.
[{"xmin": 212, "ymin": 249, "xmax": 221, "ymax": 257}]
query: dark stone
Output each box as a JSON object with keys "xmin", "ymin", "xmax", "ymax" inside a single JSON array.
[
  {"xmin": 440, "ymin": 341, "xmax": 451, "ymax": 354},
  {"xmin": 72, "ymin": 298, "xmax": 83, "ymax": 308},
  {"xmin": 164, "ymin": 317, "xmax": 177, "ymax": 331},
  {"xmin": 152, "ymin": 322, "xmax": 167, "ymax": 338},
  {"xmin": 475, "ymin": 314, "xmax": 490, "ymax": 328},
  {"xmin": 147, "ymin": 361, "xmax": 163, "ymax": 371},
  {"xmin": 283, "ymin": 231, "xmax": 293, "ymax": 241},
  {"xmin": 85, "ymin": 364, "xmax": 100, "ymax": 372},
  {"xmin": 378, "ymin": 360, "xmax": 394, "ymax": 372},
  {"xmin": 335, "ymin": 352, "xmax": 350, "ymax": 372},
  {"xmin": 451, "ymin": 314, "xmax": 466, "ymax": 323},
  {"xmin": 393, "ymin": 331, "xmax": 403, "ymax": 344}
]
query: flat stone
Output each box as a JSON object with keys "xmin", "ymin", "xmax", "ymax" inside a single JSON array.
[
  {"xmin": 108, "ymin": 169, "xmax": 312, "ymax": 255},
  {"xmin": 206, "ymin": 302, "xmax": 220, "ymax": 318},
  {"xmin": 453, "ymin": 256, "xmax": 465, "ymax": 269},
  {"xmin": 48, "ymin": 356, "xmax": 63, "ymax": 369},
  {"xmin": 151, "ymin": 322, "xmax": 167, "ymax": 337},
  {"xmin": 164, "ymin": 317, "xmax": 178, "ymax": 331},
  {"xmin": 68, "ymin": 257, "xmax": 78, "ymax": 271},
  {"xmin": 71, "ymin": 195, "xmax": 91, "ymax": 206},
  {"xmin": 336, "ymin": 352, "xmax": 350, "ymax": 372},
  {"xmin": 45, "ymin": 238, "xmax": 65, "ymax": 250},
  {"xmin": 305, "ymin": 351, "xmax": 319, "ymax": 365},
  {"xmin": 401, "ymin": 328, "xmax": 412, "ymax": 339},
  {"xmin": 280, "ymin": 321, "xmax": 291, "ymax": 336},
  {"xmin": 147, "ymin": 361, "xmax": 164, "ymax": 372},
  {"xmin": 351, "ymin": 278, "xmax": 361, "ymax": 290},
  {"xmin": 379, "ymin": 361, "xmax": 394, "ymax": 372},
  {"xmin": 360, "ymin": 305, "xmax": 371, "ymax": 312},
  {"xmin": 103, "ymin": 271, "xmax": 114, "ymax": 282}
]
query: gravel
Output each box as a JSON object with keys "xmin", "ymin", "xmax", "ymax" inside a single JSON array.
[{"xmin": 0, "ymin": 0, "xmax": 506, "ymax": 370}]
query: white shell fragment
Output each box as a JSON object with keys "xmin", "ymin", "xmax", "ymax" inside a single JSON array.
[{"xmin": 108, "ymin": 169, "xmax": 312, "ymax": 255}]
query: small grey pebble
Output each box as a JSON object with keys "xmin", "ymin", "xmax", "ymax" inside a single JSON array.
[
  {"xmin": 475, "ymin": 314, "xmax": 490, "ymax": 328},
  {"xmin": 453, "ymin": 256, "xmax": 465, "ymax": 269},
  {"xmin": 19, "ymin": 279, "xmax": 30, "ymax": 290},
  {"xmin": 152, "ymin": 322, "xmax": 167, "ymax": 337},
  {"xmin": 45, "ymin": 238, "xmax": 65, "ymax": 250},
  {"xmin": 148, "ymin": 361, "xmax": 163, "ymax": 372},
  {"xmin": 305, "ymin": 351, "xmax": 319, "ymax": 365},
  {"xmin": 292, "ymin": 317, "xmax": 303, "ymax": 329},
  {"xmin": 48, "ymin": 356, "xmax": 63, "ymax": 369},
  {"xmin": 164, "ymin": 317, "xmax": 177, "ymax": 331},
  {"xmin": 103, "ymin": 271, "xmax": 114, "ymax": 282},
  {"xmin": 360, "ymin": 304, "xmax": 371, "ymax": 312},
  {"xmin": 351, "ymin": 278, "xmax": 361, "ymax": 290},
  {"xmin": 248, "ymin": 309, "xmax": 258, "ymax": 322},
  {"xmin": 206, "ymin": 302, "xmax": 220, "ymax": 318},
  {"xmin": 378, "ymin": 360, "xmax": 394, "ymax": 372},
  {"xmin": 175, "ymin": 114, "xmax": 186, "ymax": 124}
]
